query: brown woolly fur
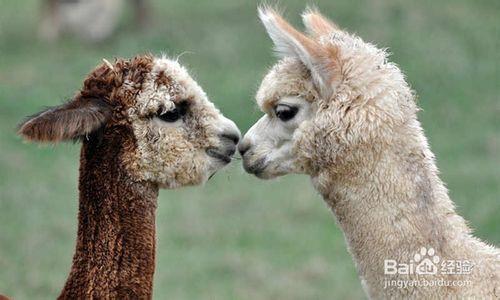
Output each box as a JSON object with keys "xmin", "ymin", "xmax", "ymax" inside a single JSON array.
[
  {"xmin": 60, "ymin": 126, "xmax": 158, "ymax": 299},
  {"xmin": 18, "ymin": 54, "xmax": 240, "ymax": 299},
  {"xmin": 18, "ymin": 54, "xmax": 155, "ymax": 143},
  {"xmin": 241, "ymin": 7, "xmax": 500, "ymax": 299}
]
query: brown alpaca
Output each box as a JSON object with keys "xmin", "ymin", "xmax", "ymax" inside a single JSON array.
[
  {"xmin": 239, "ymin": 7, "xmax": 499, "ymax": 298},
  {"xmin": 18, "ymin": 55, "xmax": 240, "ymax": 299}
]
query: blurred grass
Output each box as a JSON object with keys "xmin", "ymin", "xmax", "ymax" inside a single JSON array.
[{"xmin": 0, "ymin": 0, "xmax": 498, "ymax": 299}]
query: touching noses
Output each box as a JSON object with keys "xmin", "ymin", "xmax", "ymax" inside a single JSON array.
[
  {"xmin": 219, "ymin": 117, "xmax": 241, "ymax": 156},
  {"xmin": 237, "ymin": 116, "xmax": 261, "ymax": 157},
  {"xmin": 238, "ymin": 139, "xmax": 251, "ymax": 157}
]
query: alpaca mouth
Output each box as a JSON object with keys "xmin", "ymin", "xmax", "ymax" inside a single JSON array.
[
  {"xmin": 242, "ymin": 157, "xmax": 266, "ymax": 176},
  {"xmin": 206, "ymin": 147, "xmax": 233, "ymax": 164}
]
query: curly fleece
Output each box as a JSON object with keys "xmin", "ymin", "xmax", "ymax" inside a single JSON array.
[
  {"xmin": 18, "ymin": 54, "xmax": 233, "ymax": 299},
  {"xmin": 254, "ymin": 8, "xmax": 499, "ymax": 299}
]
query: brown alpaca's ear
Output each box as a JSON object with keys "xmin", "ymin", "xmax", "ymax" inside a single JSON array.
[
  {"xmin": 18, "ymin": 97, "xmax": 111, "ymax": 143},
  {"xmin": 258, "ymin": 6, "xmax": 340, "ymax": 96},
  {"xmin": 301, "ymin": 7, "xmax": 340, "ymax": 38}
]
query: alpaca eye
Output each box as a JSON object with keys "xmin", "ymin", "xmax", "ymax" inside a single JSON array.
[
  {"xmin": 275, "ymin": 104, "xmax": 298, "ymax": 122},
  {"xmin": 157, "ymin": 101, "xmax": 189, "ymax": 123},
  {"xmin": 158, "ymin": 108, "xmax": 181, "ymax": 122}
]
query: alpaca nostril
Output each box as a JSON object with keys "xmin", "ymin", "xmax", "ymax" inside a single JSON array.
[
  {"xmin": 238, "ymin": 141, "xmax": 251, "ymax": 156},
  {"xmin": 226, "ymin": 145, "xmax": 236, "ymax": 157},
  {"xmin": 221, "ymin": 132, "xmax": 240, "ymax": 145}
]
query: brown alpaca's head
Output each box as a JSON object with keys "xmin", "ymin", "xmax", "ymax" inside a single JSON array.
[
  {"xmin": 19, "ymin": 55, "xmax": 241, "ymax": 188},
  {"xmin": 239, "ymin": 7, "xmax": 417, "ymax": 179}
]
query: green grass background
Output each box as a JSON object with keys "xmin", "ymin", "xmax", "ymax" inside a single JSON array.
[{"xmin": 0, "ymin": 0, "xmax": 498, "ymax": 298}]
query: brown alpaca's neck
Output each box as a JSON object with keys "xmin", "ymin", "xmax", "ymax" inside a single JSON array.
[{"xmin": 59, "ymin": 130, "xmax": 159, "ymax": 299}]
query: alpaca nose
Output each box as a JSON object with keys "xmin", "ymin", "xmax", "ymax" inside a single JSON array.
[
  {"xmin": 217, "ymin": 116, "xmax": 241, "ymax": 147},
  {"xmin": 238, "ymin": 140, "xmax": 251, "ymax": 156},
  {"xmin": 220, "ymin": 132, "xmax": 240, "ymax": 145},
  {"xmin": 219, "ymin": 132, "xmax": 239, "ymax": 157}
]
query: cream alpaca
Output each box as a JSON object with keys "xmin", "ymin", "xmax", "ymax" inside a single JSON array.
[{"xmin": 239, "ymin": 7, "xmax": 499, "ymax": 299}]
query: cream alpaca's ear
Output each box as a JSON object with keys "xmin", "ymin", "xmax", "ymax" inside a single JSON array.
[
  {"xmin": 258, "ymin": 6, "xmax": 339, "ymax": 96},
  {"xmin": 302, "ymin": 7, "xmax": 339, "ymax": 38}
]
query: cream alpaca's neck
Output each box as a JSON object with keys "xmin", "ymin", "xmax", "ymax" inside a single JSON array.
[{"xmin": 313, "ymin": 128, "xmax": 499, "ymax": 298}]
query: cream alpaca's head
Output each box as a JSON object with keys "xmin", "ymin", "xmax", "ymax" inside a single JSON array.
[
  {"xmin": 239, "ymin": 7, "xmax": 417, "ymax": 179},
  {"xmin": 19, "ymin": 55, "xmax": 240, "ymax": 188}
]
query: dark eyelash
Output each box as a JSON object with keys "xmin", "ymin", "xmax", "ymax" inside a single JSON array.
[
  {"xmin": 156, "ymin": 100, "xmax": 190, "ymax": 122},
  {"xmin": 275, "ymin": 104, "xmax": 298, "ymax": 122}
]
